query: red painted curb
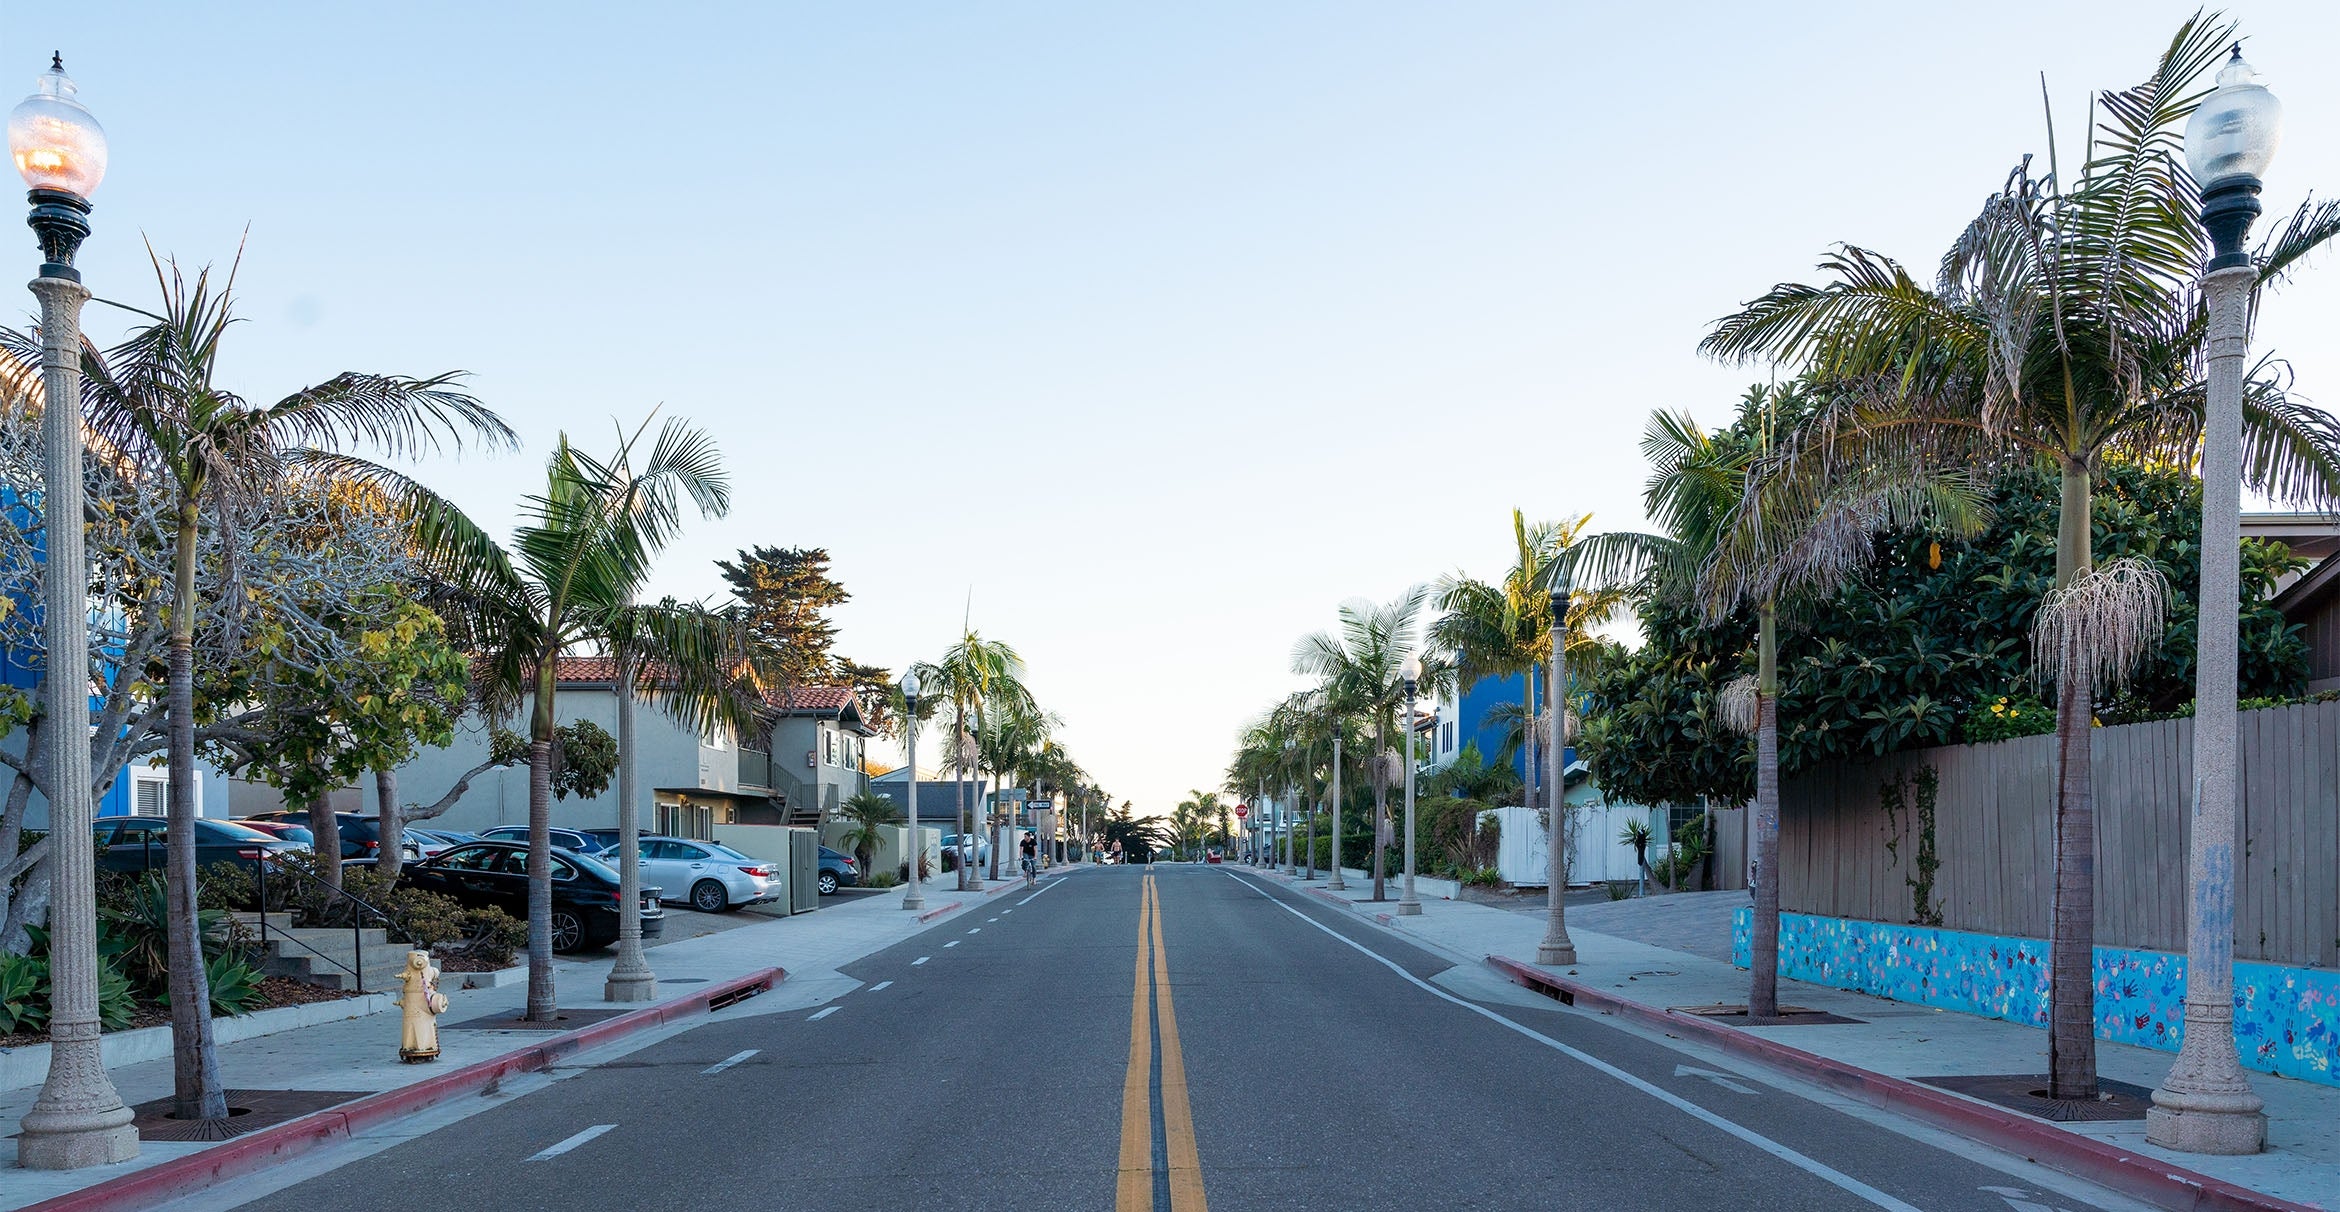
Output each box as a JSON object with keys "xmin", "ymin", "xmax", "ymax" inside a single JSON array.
[
  {"xmin": 22, "ymin": 966, "xmax": 787, "ymax": 1212},
  {"xmin": 1484, "ymin": 955, "xmax": 2319, "ymax": 1212},
  {"xmin": 916, "ymin": 901, "xmax": 964, "ymax": 923}
]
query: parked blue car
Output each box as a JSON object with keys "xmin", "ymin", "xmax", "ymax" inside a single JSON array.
[{"xmin": 817, "ymin": 846, "xmax": 859, "ymax": 895}]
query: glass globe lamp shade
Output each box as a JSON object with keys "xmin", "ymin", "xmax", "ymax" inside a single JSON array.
[
  {"xmin": 9, "ymin": 60, "xmax": 106, "ymax": 199},
  {"xmin": 1401, "ymin": 655, "xmax": 1423, "ymax": 685},
  {"xmin": 2185, "ymin": 49, "xmax": 2280, "ymax": 188},
  {"xmin": 900, "ymin": 671, "xmax": 920, "ymax": 699}
]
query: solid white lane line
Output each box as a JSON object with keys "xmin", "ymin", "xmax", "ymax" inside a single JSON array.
[
  {"xmin": 944, "ymin": 941, "xmax": 960, "ymax": 948},
  {"xmin": 913, "ymin": 957, "xmax": 930, "ymax": 966},
  {"xmin": 1223, "ymin": 873, "xmax": 1924, "ymax": 1212},
  {"xmin": 869, "ymin": 980, "xmax": 893, "ymax": 992},
  {"xmin": 528, "ymin": 1124, "xmax": 616, "ymax": 1161},
  {"xmin": 1015, "ymin": 880, "xmax": 1063, "ymax": 906},
  {"xmin": 809, "ymin": 1007, "xmax": 840, "ymax": 1021},
  {"xmin": 702, "ymin": 1049, "xmax": 759, "ymax": 1075}
]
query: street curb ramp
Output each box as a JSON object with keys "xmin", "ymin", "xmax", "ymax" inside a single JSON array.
[
  {"xmin": 21, "ymin": 966, "xmax": 786, "ymax": 1212},
  {"xmin": 1484, "ymin": 955, "xmax": 2319, "ymax": 1212}
]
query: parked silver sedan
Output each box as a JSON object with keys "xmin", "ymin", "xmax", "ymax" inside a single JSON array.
[{"xmin": 634, "ymin": 836, "xmax": 783, "ymax": 913}]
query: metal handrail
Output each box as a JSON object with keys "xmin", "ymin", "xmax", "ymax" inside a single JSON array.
[{"xmin": 252, "ymin": 857, "xmax": 401, "ymax": 995}]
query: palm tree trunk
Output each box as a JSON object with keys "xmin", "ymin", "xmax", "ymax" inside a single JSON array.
[
  {"xmin": 2047, "ymin": 458, "xmax": 2098, "ymax": 1099},
  {"xmin": 166, "ymin": 498, "xmax": 225, "ymax": 1121},
  {"xmin": 375, "ymin": 766, "xmax": 402, "ymax": 882},
  {"xmin": 524, "ymin": 658, "xmax": 560, "ymax": 1022},
  {"xmin": 1371, "ymin": 717, "xmax": 1388, "ymax": 901},
  {"xmin": 1749, "ymin": 600, "xmax": 1782, "ymax": 1021},
  {"xmin": 954, "ymin": 704, "xmax": 971, "ymax": 892}
]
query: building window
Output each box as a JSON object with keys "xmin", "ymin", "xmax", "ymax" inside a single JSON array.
[
  {"xmin": 129, "ymin": 767, "xmax": 194, "ymax": 817},
  {"xmin": 1441, "ymin": 721, "xmax": 1455, "ymax": 754},
  {"xmin": 657, "ymin": 801, "xmax": 715, "ymax": 840},
  {"xmin": 823, "ymin": 729, "xmax": 838, "ymax": 767}
]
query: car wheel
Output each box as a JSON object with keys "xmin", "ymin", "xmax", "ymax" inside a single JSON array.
[
  {"xmin": 691, "ymin": 880, "xmax": 729, "ymax": 913},
  {"xmin": 817, "ymin": 871, "xmax": 840, "ymax": 895},
  {"xmin": 549, "ymin": 910, "xmax": 584, "ymax": 954}
]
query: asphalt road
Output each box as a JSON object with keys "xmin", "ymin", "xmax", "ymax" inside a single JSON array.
[{"xmin": 223, "ymin": 866, "xmax": 2139, "ymax": 1212}]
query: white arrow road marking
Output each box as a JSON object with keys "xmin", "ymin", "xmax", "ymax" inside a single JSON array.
[
  {"xmin": 868, "ymin": 980, "xmax": 893, "ymax": 992},
  {"xmin": 1674, "ymin": 1064, "xmax": 1758, "ymax": 1094},
  {"xmin": 809, "ymin": 1007, "xmax": 840, "ymax": 1021},
  {"xmin": 1979, "ymin": 1186, "xmax": 2071, "ymax": 1212},
  {"xmin": 702, "ymin": 1050, "xmax": 758, "ymax": 1075},
  {"xmin": 528, "ymin": 1124, "xmax": 615, "ymax": 1161},
  {"xmin": 913, "ymin": 956, "xmax": 930, "ymax": 965}
]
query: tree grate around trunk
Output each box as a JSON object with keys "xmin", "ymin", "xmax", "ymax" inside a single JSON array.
[
  {"xmin": 124, "ymin": 1089, "xmax": 369, "ymax": 1141},
  {"xmin": 1913, "ymin": 1073, "xmax": 2155, "ymax": 1122}
]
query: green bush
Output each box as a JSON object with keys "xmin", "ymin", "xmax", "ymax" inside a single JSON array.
[
  {"xmin": 1962, "ymin": 694, "xmax": 2057, "ymax": 744},
  {"xmin": 0, "ymin": 951, "xmax": 45, "ymax": 1034},
  {"xmin": 449, "ymin": 909, "xmax": 525, "ymax": 968},
  {"xmin": 1459, "ymin": 866, "xmax": 1503, "ymax": 888},
  {"xmin": 163, "ymin": 952, "xmax": 266, "ymax": 1017}
]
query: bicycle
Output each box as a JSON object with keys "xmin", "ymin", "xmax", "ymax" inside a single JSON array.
[{"xmin": 1020, "ymin": 855, "xmax": 1038, "ymax": 886}]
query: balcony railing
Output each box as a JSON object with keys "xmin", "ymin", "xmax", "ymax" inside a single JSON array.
[{"xmin": 739, "ymin": 748, "xmax": 772, "ymax": 791}]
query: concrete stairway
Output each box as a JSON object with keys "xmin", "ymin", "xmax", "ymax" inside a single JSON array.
[{"xmin": 232, "ymin": 912, "xmax": 410, "ymax": 993}]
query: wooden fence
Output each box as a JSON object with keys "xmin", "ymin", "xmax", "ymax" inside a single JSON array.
[{"xmin": 1777, "ymin": 699, "xmax": 2340, "ymax": 970}]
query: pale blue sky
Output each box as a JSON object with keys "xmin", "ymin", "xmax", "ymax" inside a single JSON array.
[{"xmin": 14, "ymin": 3, "xmax": 2340, "ymax": 816}]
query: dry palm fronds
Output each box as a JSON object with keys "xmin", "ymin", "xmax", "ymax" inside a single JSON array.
[
  {"xmin": 1718, "ymin": 675, "xmax": 1761, "ymax": 737},
  {"xmin": 2031, "ymin": 557, "xmax": 2170, "ymax": 689}
]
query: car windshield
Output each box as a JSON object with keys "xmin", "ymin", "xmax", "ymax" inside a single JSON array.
[
  {"xmin": 205, "ymin": 820, "xmax": 280, "ymax": 842},
  {"xmin": 705, "ymin": 844, "xmax": 756, "ymax": 862},
  {"xmin": 270, "ymin": 825, "xmax": 316, "ymax": 843},
  {"xmin": 562, "ymin": 850, "xmax": 620, "ymax": 882}
]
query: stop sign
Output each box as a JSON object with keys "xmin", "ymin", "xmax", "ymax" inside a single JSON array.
[{"xmin": 1234, "ymin": 804, "xmax": 1249, "ymax": 819}]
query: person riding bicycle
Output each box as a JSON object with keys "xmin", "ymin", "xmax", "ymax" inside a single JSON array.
[{"xmin": 1019, "ymin": 832, "xmax": 1039, "ymax": 884}]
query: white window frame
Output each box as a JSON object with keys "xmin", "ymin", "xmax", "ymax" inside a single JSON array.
[{"xmin": 128, "ymin": 766, "xmax": 196, "ymax": 818}]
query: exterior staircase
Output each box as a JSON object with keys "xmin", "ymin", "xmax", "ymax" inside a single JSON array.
[{"xmin": 232, "ymin": 911, "xmax": 411, "ymax": 993}]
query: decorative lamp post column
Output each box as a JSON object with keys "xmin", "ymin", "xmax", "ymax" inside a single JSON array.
[
  {"xmin": 1281, "ymin": 738, "xmax": 1297, "ymax": 875},
  {"xmin": 1325, "ymin": 733, "xmax": 1345, "ymax": 890},
  {"xmin": 10, "ymin": 54, "xmax": 139, "ymax": 1171},
  {"xmin": 1396, "ymin": 656, "xmax": 1424, "ymax": 915},
  {"xmin": 2148, "ymin": 45, "xmax": 2280, "ymax": 1156},
  {"xmin": 901, "ymin": 673, "xmax": 925, "ymax": 911},
  {"xmin": 1537, "ymin": 588, "xmax": 1577, "ymax": 966},
  {"xmin": 604, "ymin": 651, "xmax": 656, "ymax": 1002}
]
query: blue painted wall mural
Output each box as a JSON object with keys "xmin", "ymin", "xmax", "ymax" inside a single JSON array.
[{"xmin": 1733, "ymin": 907, "xmax": 2339, "ymax": 1088}]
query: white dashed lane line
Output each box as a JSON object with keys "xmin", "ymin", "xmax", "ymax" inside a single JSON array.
[
  {"xmin": 913, "ymin": 957, "xmax": 930, "ymax": 965},
  {"xmin": 809, "ymin": 1007, "xmax": 840, "ymax": 1021},
  {"xmin": 528, "ymin": 1125, "xmax": 615, "ymax": 1161},
  {"xmin": 944, "ymin": 941, "xmax": 960, "ymax": 948},
  {"xmin": 967, "ymin": 927, "xmax": 981, "ymax": 934},
  {"xmin": 702, "ymin": 1050, "xmax": 758, "ymax": 1075},
  {"xmin": 869, "ymin": 981, "xmax": 893, "ymax": 992}
]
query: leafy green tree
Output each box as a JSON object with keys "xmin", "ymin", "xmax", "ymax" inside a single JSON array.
[
  {"xmin": 1294, "ymin": 589, "xmax": 1431, "ymax": 901},
  {"xmin": 1701, "ymin": 16, "xmax": 2340, "ymax": 1096},
  {"xmin": 832, "ymin": 792, "xmax": 902, "ymax": 879},
  {"xmin": 60, "ymin": 254, "xmax": 509, "ymax": 1121},
  {"xmin": 910, "ymin": 628, "xmax": 1034, "ymax": 891}
]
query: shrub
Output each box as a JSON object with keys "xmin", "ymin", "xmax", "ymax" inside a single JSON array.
[
  {"xmin": 865, "ymin": 871, "xmax": 900, "ymax": 889},
  {"xmin": 447, "ymin": 908, "xmax": 525, "ymax": 968},
  {"xmin": 0, "ymin": 951, "xmax": 45, "ymax": 1034},
  {"xmin": 1459, "ymin": 866, "xmax": 1503, "ymax": 888},
  {"xmin": 1962, "ymin": 694, "xmax": 2056, "ymax": 744},
  {"xmin": 163, "ymin": 952, "xmax": 266, "ymax": 1017}
]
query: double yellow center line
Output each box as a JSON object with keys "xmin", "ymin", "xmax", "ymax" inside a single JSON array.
[{"xmin": 1117, "ymin": 874, "xmax": 1207, "ymax": 1211}]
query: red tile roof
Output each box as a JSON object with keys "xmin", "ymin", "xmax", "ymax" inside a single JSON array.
[
  {"xmin": 554, "ymin": 656, "xmax": 620, "ymax": 683},
  {"xmin": 770, "ymin": 685, "xmax": 859, "ymax": 713}
]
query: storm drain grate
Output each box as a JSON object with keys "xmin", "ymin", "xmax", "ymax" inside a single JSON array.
[{"xmin": 1913, "ymin": 1073, "xmax": 2155, "ymax": 1122}]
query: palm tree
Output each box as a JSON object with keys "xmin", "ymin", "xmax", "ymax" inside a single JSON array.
[
  {"xmin": 910, "ymin": 627, "xmax": 1035, "ymax": 891},
  {"xmin": 415, "ymin": 420, "xmax": 753, "ymax": 1022},
  {"xmin": 46, "ymin": 255, "xmax": 512, "ymax": 1121},
  {"xmin": 1699, "ymin": 15, "xmax": 2340, "ymax": 1093},
  {"xmin": 1688, "ymin": 386, "xmax": 1988, "ymax": 1021},
  {"xmin": 1293, "ymin": 589, "xmax": 1428, "ymax": 901},
  {"xmin": 834, "ymin": 792, "xmax": 902, "ymax": 880}
]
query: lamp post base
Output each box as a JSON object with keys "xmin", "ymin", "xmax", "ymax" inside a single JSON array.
[
  {"xmin": 1536, "ymin": 941, "xmax": 1576, "ymax": 966},
  {"xmin": 15, "ymin": 1112, "xmax": 139, "ymax": 1171},
  {"xmin": 603, "ymin": 970, "xmax": 658, "ymax": 1003},
  {"xmin": 1326, "ymin": 875, "xmax": 1345, "ymax": 890},
  {"xmin": 902, "ymin": 891, "xmax": 925, "ymax": 911},
  {"xmin": 2144, "ymin": 1099, "xmax": 2265, "ymax": 1155},
  {"xmin": 1395, "ymin": 899, "xmax": 1422, "ymax": 916}
]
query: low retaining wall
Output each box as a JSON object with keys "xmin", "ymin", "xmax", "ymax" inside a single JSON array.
[{"xmin": 1733, "ymin": 908, "xmax": 2340, "ymax": 1088}]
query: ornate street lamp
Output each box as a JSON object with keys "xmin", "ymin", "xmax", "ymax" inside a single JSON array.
[
  {"xmin": 1281, "ymin": 738, "xmax": 1297, "ymax": 875},
  {"xmin": 1396, "ymin": 655, "xmax": 1424, "ymax": 915},
  {"xmin": 901, "ymin": 672, "xmax": 925, "ymax": 911},
  {"xmin": 1537, "ymin": 587, "xmax": 1578, "ymax": 966},
  {"xmin": 10, "ymin": 54, "xmax": 140, "ymax": 1171},
  {"xmin": 2147, "ymin": 45, "xmax": 2281, "ymax": 1156}
]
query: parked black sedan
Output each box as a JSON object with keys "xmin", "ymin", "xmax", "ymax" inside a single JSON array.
[
  {"xmin": 95, "ymin": 816, "xmax": 299, "ymax": 877},
  {"xmin": 396, "ymin": 841, "xmax": 663, "ymax": 953}
]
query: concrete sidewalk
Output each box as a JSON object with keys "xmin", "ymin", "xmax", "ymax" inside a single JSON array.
[
  {"xmin": 0, "ymin": 868, "xmax": 1083, "ymax": 1210},
  {"xmin": 1251, "ymin": 868, "xmax": 2338, "ymax": 1211}
]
